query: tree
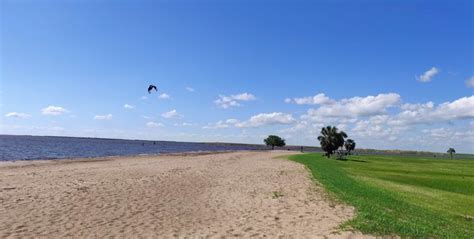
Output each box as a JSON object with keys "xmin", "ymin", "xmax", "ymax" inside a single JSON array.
[
  {"xmin": 447, "ymin": 148, "xmax": 456, "ymax": 160},
  {"xmin": 344, "ymin": 139, "xmax": 356, "ymax": 155},
  {"xmin": 317, "ymin": 126, "xmax": 347, "ymax": 158},
  {"xmin": 264, "ymin": 135, "xmax": 286, "ymax": 150}
]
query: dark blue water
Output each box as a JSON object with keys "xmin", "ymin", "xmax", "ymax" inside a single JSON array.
[{"xmin": 0, "ymin": 135, "xmax": 270, "ymax": 161}]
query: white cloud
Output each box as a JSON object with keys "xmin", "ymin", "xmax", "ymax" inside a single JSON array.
[
  {"xmin": 400, "ymin": 101, "xmax": 434, "ymax": 111},
  {"xmin": 282, "ymin": 93, "xmax": 458, "ymax": 148},
  {"xmin": 185, "ymin": 87, "xmax": 195, "ymax": 92},
  {"xmin": 351, "ymin": 116, "xmax": 404, "ymax": 141},
  {"xmin": 174, "ymin": 122, "xmax": 193, "ymax": 127},
  {"xmin": 465, "ymin": 76, "xmax": 474, "ymax": 88},
  {"xmin": 279, "ymin": 120, "xmax": 322, "ymax": 135},
  {"xmin": 302, "ymin": 93, "xmax": 400, "ymax": 120},
  {"xmin": 279, "ymin": 93, "xmax": 473, "ymax": 152},
  {"xmin": 146, "ymin": 121, "xmax": 164, "ymax": 128},
  {"xmin": 236, "ymin": 112, "xmax": 295, "ymax": 128},
  {"xmin": 294, "ymin": 96, "xmax": 473, "ymax": 149},
  {"xmin": 161, "ymin": 109, "xmax": 182, "ymax": 119},
  {"xmin": 436, "ymin": 96, "xmax": 474, "ymax": 119},
  {"xmin": 123, "ymin": 104, "xmax": 135, "ymax": 109},
  {"xmin": 41, "ymin": 106, "xmax": 68, "ymax": 115},
  {"xmin": 159, "ymin": 93, "xmax": 170, "ymax": 99},
  {"xmin": 202, "ymin": 119, "xmax": 242, "ymax": 129},
  {"xmin": 214, "ymin": 93, "xmax": 256, "ymax": 109},
  {"xmin": 0, "ymin": 124, "xmax": 71, "ymax": 137},
  {"xmin": 416, "ymin": 127, "xmax": 474, "ymax": 151},
  {"xmin": 392, "ymin": 96, "xmax": 474, "ymax": 126},
  {"xmin": 203, "ymin": 121, "xmax": 229, "ymax": 129},
  {"xmin": 231, "ymin": 93, "xmax": 256, "ymax": 101},
  {"xmin": 215, "ymin": 97, "xmax": 240, "ymax": 108},
  {"xmin": 93, "ymin": 114, "xmax": 113, "ymax": 120},
  {"xmin": 5, "ymin": 112, "xmax": 31, "ymax": 119},
  {"xmin": 422, "ymin": 127, "xmax": 474, "ymax": 141},
  {"xmin": 293, "ymin": 95, "xmax": 474, "ymax": 149},
  {"xmin": 417, "ymin": 67, "xmax": 439, "ymax": 82},
  {"xmin": 288, "ymin": 93, "xmax": 334, "ymax": 105},
  {"xmin": 141, "ymin": 96, "xmax": 148, "ymax": 100},
  {"xmin": 422, "ymin": 127, "xmax": 450, "ymax": 138},
  {"xmin": 141, "ymin": 115, "xmax": 153, "ymax": 119},
  {"xmin": 225, "ymin": 118, "xmax": 239, "ymax": 124}
]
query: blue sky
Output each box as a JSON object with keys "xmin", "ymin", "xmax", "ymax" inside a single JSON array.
[{"xmin": 1, "ymin": 0, "xmax": 473, "ymax": 153}]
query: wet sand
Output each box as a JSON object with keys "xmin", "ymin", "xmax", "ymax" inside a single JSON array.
[{"xmin": 0, "ymin": 151, "xmax": 370, "ymax": 238}]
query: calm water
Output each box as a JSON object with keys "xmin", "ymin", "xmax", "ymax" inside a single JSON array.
[{"xmin": 0, "ymin": 135, "xmax": 269, "ymax": 161}]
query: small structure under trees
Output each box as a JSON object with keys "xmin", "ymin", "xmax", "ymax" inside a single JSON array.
[
  {"xmin": 264, "ymin": 135, "xmax": 286, "ymax": 150},
  {"xmin": 317, "ymin": 126, "xmax": 347, "ymax": 158},
  {"xmin": 344, "ymin": 139, "xmax": 356, "ymax": 155},
  {"xmin": 318, "ymin": 126, "xmax": 356, "ymax": 159}
]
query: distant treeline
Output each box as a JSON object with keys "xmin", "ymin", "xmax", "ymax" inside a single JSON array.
[
  {"xmin": 349, "ymin": 149, "xmax": 474, "ymax": 159},
  {"xmin": 203, "ymin": 142, "xmax": 474, "ymax": 159}
]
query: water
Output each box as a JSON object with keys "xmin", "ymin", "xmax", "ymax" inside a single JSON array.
[{"xmin": 0, "ymin": 135, "xmax": 269, "ymax": 161}]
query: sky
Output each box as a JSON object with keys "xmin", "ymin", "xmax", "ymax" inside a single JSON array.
[{"xmin": 1, "ymin": 0, "xmax": 473, "ymax": 153}]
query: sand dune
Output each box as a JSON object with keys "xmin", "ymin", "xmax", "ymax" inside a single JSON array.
[{"xmin": 0, "ymin": 151, "xmax": 370, "ymax": 238}]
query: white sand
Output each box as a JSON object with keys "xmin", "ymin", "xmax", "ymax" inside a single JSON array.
[{"xmin": 0, "ymin": 151, "xmax": 370, "ymax": 238}]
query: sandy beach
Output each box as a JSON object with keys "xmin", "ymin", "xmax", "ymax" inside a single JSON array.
[{"xmin": 0, "ymin": 151, "xmax": 368, "ymax": 238}]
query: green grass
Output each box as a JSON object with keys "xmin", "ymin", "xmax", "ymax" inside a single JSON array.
[
  {"xmin": 288, "ymin": 153, "xmax": 474, "ymax": 238},
  {"xmin": 272, "ymin": 191, "xmax": 284, "ymax": 199}
]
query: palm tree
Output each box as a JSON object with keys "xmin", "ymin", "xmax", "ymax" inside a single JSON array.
[
  {"xmin": 344, "ymin": 139, "xmax": 356, "ymax": 155},
  {"xmin": 447, "ymin": 148, "xmax": 456, "ymax": 160},
  {"xmin": 317, "ymin": 126, "xmax": 347, "ymax": 158}
]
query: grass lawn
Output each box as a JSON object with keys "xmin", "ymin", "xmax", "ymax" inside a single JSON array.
[{"xmin": 289, "ymin": 153, "xmax": 474, "ymax": 238}]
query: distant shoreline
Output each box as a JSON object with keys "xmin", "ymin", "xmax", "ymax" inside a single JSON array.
[
  {"xmin": 0, "ymin": 133, "xmax": 311, "ymax": 148},
  {"xmin": 1, "ymin": 135, "xmax": 316, "ymax": 161}
]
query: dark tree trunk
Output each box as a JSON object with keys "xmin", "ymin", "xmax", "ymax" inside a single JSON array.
[{"xmin": 272, "ymin": 145, "xmax": 275, "ymax": 150}]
